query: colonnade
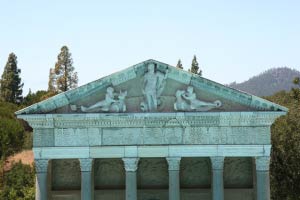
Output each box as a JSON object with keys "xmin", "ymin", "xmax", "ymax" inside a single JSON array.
[{"xmin": 35, "ymin": 156, "xmax": 270, "ymax": 200}]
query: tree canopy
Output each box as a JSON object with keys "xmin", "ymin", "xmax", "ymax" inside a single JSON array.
[
  {"xmin": 54, "ymin": 46, "xmax": 78, "ymax": 92},
  {"xmin": 189, "ymin": 55, "xmax": 202, "ymax": 76},
  {"xmin": 176, "ymin": 59, "xmax": 183, "ymax": 69},
  {"xmin": 0, "ymin": 53, "xmax": 23, "ymax": 103},
  {"xmin": 266, "ymin": 79, "xmax": 300, "ymax": 199}
]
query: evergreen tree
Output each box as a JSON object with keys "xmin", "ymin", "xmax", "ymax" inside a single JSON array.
[
  {"xmin": 176, "ymin": 59, "xmax": 183, "ymax": 69},
  {"xmin": 0, "ymin": 53, "xmax": 23, "ymax": 103},
  {"xmin": 54, "ymin": 46, "xmax": 78, "ymax": 92},
  {"xmin": 189, "ymin": 55, "xmax": 202, "ymax": 76},
  {"xmin": 48, "ymin": 68, "xmax": 56, "ymax": 92}
]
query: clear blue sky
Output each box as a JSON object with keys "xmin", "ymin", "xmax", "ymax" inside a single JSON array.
[{"xmin": 0, "ymin": 1, "xmax": 300, "ymax": 94}]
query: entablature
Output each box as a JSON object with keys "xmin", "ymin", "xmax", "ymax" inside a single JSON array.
[{"xmin": 18, "ymin": 111, "xmax": 285, "ymax": 129}]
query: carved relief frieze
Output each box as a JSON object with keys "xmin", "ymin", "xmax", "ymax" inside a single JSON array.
[
  {"xmin": 174, "ymin": 86, "xmax": 222, "ymax": 111},
  {"xmin": 76, "ymin": 87, "xmax": 127, "ymax": 113},
  {"xmin": 20, "ymin": 112, "xmax": 284, "ymax": 129}
]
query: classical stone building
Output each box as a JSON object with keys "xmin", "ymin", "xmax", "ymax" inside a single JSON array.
[{"xmin": 16, "ymin": 60, "xmax": 287, "ymax": 200}]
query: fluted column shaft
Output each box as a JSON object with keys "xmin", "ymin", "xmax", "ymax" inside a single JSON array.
[
  {"xmin": 210, "ymin": 157, "xmax": 224, "ymax": 200},
  {"xmin": 123, "ymin": 158, "xmax": 140, "ymax": 200},
  {"xmin": 166, "ymin": 157, "xmax": 181, "ymax": 200},
  {"xmin": 79, "ymin": 158, "xmax": 94, "ymax": 200},
  {"xmin": 35, "ymin": 159, "xmax": 49, "ymax": 200},
  {"xmin": 255, "ymin": 157, "xmax": 270, "ymax": 200}
]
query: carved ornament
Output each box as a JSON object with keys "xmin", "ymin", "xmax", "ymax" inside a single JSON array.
[
  {"xmin": 122, "ymin": 158, "xmax": 140, "ymax": 172},
  {"xmin": 35, "ymin": 159, "xmax": 49, "ymax": 173},
  {"xmin": 166, "ymin": 157, "xmax": 181, "ymax": 171},
  {"xmin": 255, "ymin": 156, "xmax": 270, "ymax": 171},
  {"xmin": 79, "ymin": 158, "xmax": 93, "ymax": 172},
  {"xmin": 210, "ymin": 156, "xmax": 224, "ymax": 170}
]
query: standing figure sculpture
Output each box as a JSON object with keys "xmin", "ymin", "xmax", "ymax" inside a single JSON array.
[
  {"xmin": 174, "ymin": 86, "xmax": 222, "ymax": 111},
  {"xmin": 140, "ymin": 63, "xmax": 168, "ymax": 112}
]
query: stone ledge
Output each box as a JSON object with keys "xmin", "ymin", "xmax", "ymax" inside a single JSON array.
[{"xmin": 33, "ymin": 145, "xmax": 271, "ymax": 159}]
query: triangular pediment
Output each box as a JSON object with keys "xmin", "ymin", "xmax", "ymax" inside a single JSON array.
[{"xmin": 16, "ymin": 59, "xmax": 288, "ymax": 115}]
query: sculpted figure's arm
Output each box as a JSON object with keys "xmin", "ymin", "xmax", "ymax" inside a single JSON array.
[
  {"xmin": 182, "ymin": 93, "xmax": 196, "ymax": 101},
  {"xmin": 106, "ymin": 93, "xmax": 117, "ymax": 103}
]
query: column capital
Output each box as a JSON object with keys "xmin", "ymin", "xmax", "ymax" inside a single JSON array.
[
  {"xmin": 255, "ymin": 156, "xmax": 270, "ymax": 171},
  {"xmin": 79, "ymin": 158, "xmax": 93, "ymax": 172},
  {"xmin": 122, "ymin": 158, "xmax": 140, "ymax": 172},
  {"xmin": 166, "ymin": 157, "xmax": 181, "ymax": 171},
  {"xmin": 35, "ymin": 159, "xmax": 49, "ymax": 173},
  {"xmin": 210, "ymin": 156, "xmax": 224, "ymax": 170}
]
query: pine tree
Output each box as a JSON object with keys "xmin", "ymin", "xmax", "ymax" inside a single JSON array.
[
  {"xmin": 189, "ymin": 55, "xmax": 202, "ymax": 76},
  {"xmin": 0, "ymin": 53, "xmax": 23, "ymax": 103},
  {"xmin": 54, "ymin": 46, "xmax": 78, "ymax": 92},
  {"xmin": 176, "ymin": 59, "xmax": 183, "ymax": 69},
  {"xmin": 48, "ymin": 68, "xmax": 56, "ymax": 92}
]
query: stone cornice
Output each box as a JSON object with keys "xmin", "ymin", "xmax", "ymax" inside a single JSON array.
[
  {"xmin": 35, "ymin": 159, "xmax": 49, "ymax": 173},
  {"xmin": 122, "ymin": 158, "xmax": 140, "ymax": 172},
  {"xmin": 166, "ymin": 157, "xmax": 181, "ymax": 171},
  {"xmin": 17, "ymin": 111, "xmax": 285, "ymax": 129},
  {"xmin": 255, "ymin": 156, "xmax": 270, "ymax": 171}
]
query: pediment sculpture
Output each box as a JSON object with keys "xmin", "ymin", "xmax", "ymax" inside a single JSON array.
[
  {"xmin": 79, "ymin": 87, "xmax": 127, "ymax": 113},
  {"xmin": 140, "ymin": 63, "xmax": 168, "ymax": 112},
  {"xmin": 174, "ymin": 86, "xmax": 222, "ymax": 111}
]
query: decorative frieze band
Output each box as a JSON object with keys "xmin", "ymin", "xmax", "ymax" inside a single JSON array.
[
  {"xmin": 122, "ymin": 158, "xmax": 140, "ymax": 172},
  {"xmin": 166, "ymin": 157, "xmax": 181, "ymax": 171},
  {"xmin": 255, "ymin": 156, "xmax": 270, "ymax": 171},
  {"xmin": 79, "ymin": 158, "xmax": 93, "ymax": 172},
  {"xmin": 18, "ymin": 112, "xmax": 284, "ymax": 129},
  {"xmin": 35, "ymin": 159, "xmax": 49, "ymax": 173},
  {"xmin": 210, "ymin": 156, "xmax": 224, "ymax": 170}
]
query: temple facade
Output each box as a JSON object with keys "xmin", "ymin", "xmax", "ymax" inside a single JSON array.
[{"xmin": 16, "ymin": 60, "xmax": 287, "ymax": 200}]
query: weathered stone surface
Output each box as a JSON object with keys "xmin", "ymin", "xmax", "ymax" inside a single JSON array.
[
  {"xmin": 54, "ymin": 128, "xmax": 89, "ymax": 146},
  {"xmin": 33, "ymin": 129, "xmax": 54, "ymax": 147},
  {"xmin": 102, "ymin": 128, "xmax": 142, "ymax": 145},
  {"xmin": 143, "ymin": 128, "xmax": 164, "ymax": 144},
  {"xmin": 50, "ymin": 189, "xmax": 254, "ymax": 200},
  {"xmin": 87, "ymin": 128, "xmax": 102, "ymax": 146}
]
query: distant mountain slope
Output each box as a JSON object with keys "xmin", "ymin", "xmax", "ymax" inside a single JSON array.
[{"xmin": 228, "ymin": 67, "xmax": 300, "ymax": 96}]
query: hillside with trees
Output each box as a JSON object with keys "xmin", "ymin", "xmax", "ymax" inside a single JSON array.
[
  {"xmin": 0, "ymin": 46, "xmax": 77, "ymax": 199},
  {"xmin": 229, "ymin": 67, "xmax": 300, "ymax": 96}
]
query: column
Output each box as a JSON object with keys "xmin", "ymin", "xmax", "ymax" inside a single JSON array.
[
  {"xmin": 79, "ymin": 158, "xmax": 94, "ymax": 200},
  {"xmin": 210, "ymin": 156, "xmax": 224, "ymax": 200},
  {"xmin": 35, "ymin": 159, "xmax": 49, "ymax": 200},
  {"xmin": 166, "ymin": 157, "xmax": 181, "ymax": 200},
  {"xmin": 122, "ymin": 158, "xmax": 140, "ymax": 200},
  {"xmin": 255, "ymin": 157, "xmax": 270, "ymax": 200}
]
